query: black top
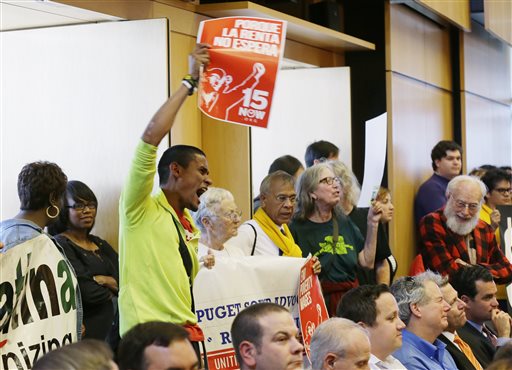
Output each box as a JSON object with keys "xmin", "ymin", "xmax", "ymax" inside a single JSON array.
[
  {"xmin": 348, "ymin": 207, "xmax": 393, "ymax": 285},
  {"xmin": 55, "ymin": 234, "xmax": 119, "ymax": 340}
]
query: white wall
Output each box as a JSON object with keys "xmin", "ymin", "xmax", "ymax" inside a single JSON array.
[
  {"xmin": 1, "ymin": 19, "xmax": 169, "ymax": 247},
  {"xmin": 251, "ymin": 67, "xmax": 351, "ymax": 195}
]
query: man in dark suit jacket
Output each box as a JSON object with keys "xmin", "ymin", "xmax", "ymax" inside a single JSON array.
[
  {"xmin": 450, "ymin": 265, "xmax": 512, "ymax": 368},
  {"xmin": 437, "ymin": 280, "xmax": 483, "ymax": 370}
]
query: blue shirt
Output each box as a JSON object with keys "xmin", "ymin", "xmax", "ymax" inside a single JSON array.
[
  {"xmin": 393, "ymin": 329, "xmax": 458, "ymax": 370},
  {"xmin": 414, "ymin": 173, "xmax": 450, "ymax": 225}
]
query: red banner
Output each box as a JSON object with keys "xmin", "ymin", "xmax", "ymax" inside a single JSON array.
[
  {"xmin": 197, "ymin": 16, "xmax": 287, "ymax": 128},
  {"xmin": 298, "ymin": 258, "xmax": 329, "ymax": 361}
]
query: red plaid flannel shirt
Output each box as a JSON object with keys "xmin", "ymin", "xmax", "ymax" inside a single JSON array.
[{"xmin": 419, "ymin": 208, "xmax": 512, "ymax": 284}]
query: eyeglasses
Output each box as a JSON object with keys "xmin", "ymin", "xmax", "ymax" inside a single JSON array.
[
  {"xmin": 319, "ymin": 176, "xmax": 341, "ymax": 186},
  {"xmin": 275, "ymin": 194, "xmax": 296, "ymax": 205},
  {"xmin": 453, "ymin": 199, "xmax": 479, "ymax": 212},
  {"xmin": 493, "ymin": 188, "xmax": 512, "ymax": 195},
  {"xmin": 221, "ymin": 210, "xmax": 242, "ymax": 221},
  {"xmin": 66, "ymin": 202, "xmax": 97, "ymax": 211}
]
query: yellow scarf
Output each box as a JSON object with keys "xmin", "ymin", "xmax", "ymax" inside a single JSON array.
[{"xmin": 253, "ymin": 208, "xmax": 303, "ymax": 257}]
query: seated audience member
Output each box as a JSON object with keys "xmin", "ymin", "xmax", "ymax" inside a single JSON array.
[
  {"xmin": 253, "ymin": 155, "xmax": 304, "ymax": 211},
  {"xmin": 337, "ymin": 285, "xmax": 406, "ymax": 369},
  {"xmin": 501, "ymin": 166, "xmax": 512, "ymax": 176},
  {"xmin": 0, "ymin": 162, "xmax": 82, "ymax": 341},
  {"xmin": 493, "ymin": 341, "xmax": 512, "ymax": 362},
  {"xmin": 414, "ymin": 140, "xmax": 462, "ymax": 225},
  {"xmin": 117, "ymin": 321, "xmax": 198, "ymax": 370},
  {"xmin": 436, "ymin": 277, "xmax": 483, "ymax": 370},
  {"xmin": 390, "ymin": 271, "xmax": 457, "ymax": 370},
  {"xmin": 332, "ymin": 161, "xmax": 396, "ymax": 285},
  {"xmin": 486, "ymin": 358, "xmax": 512, "ymax": 370},
  {"xmin": 419, "ymin": 175, "xmax": 512, "ymax": 284},
  {"xmin": 227, "ymin": 171, "xmax": 320, "ymax": 271},
  {"xmin": 304, "ymin": 140, "xmax": 339, "ymax": 168},
  {"xmin": 469, "ymin": 164, "xmax": 498, "ymax": 179},
  {"xmin": 48, "ymin": 180, "xmax": 119, "ymax": 342},
  {"xmin": 450, "ymin": 265, "xmax": 512, "ymax": 368},
  {"xmin": 32, "ymin": 340, "xmax": 117, "ymax": 370},
  {"xmin": 309, "ymin": 317, "xmax": 371, "ymax": 370},
  {"xmin": 290, "ymin": 163, "xmax": 381, "ymax": 315},
  {"xmin": 193, "ymin": 187, "xmax": 244, "ymax": 257},
  {"xmin": 231, "ymin": 303, "xmax": 303, "ymax": 370},
  {"xmin": 480, "ymin": 168, "xmax": 512, "ymax": 243}
]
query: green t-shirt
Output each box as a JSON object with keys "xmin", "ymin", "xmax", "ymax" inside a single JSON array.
[{"xmin": 290, "ymin": 213, "xmax": 364, "ymax": 282}]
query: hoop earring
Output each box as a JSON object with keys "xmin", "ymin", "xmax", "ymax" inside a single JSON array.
[{"xmin": 46, "ymin": 204, "xmax": 60, "ymax": 219}]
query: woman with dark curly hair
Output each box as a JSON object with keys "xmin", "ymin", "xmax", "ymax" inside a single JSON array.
[
  {"xmin": 49, "ymin": 181, "xmax": 119, "ymax": 344},
  {"xmin": 1, "ymin": 161, "xmax": 67, "ymax": 237},
  {"xmin": 1, "ymin": 161, "xmax": 83, "ymax": 348}
]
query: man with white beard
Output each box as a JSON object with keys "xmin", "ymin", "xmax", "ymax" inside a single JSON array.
[{"xmin": 418, "ymin": 175, "xmax": 512, "ymax": 285}]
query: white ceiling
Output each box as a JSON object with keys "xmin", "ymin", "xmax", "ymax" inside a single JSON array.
[{"xmin": 0, "ymin": 0, "xmax": 121, "ymax": 31}]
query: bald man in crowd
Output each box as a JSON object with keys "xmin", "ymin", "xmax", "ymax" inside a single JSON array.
[{"xmin": 310, "ymin": 318, "xmax": 371, "ymax": 370}]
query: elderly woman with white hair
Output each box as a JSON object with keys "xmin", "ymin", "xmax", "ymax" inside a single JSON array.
[{"xmin": 193, "ymin": 187, "xmax": 244, "ymax": 258}]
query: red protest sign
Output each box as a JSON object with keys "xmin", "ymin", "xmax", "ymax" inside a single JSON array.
[
  {"xmin": 298, "ymin": 258, "xmax": 329, "ymax": 361},
  {"xmin": 197, "ymin": 17, "xmax": 286, "ymax": 128}
]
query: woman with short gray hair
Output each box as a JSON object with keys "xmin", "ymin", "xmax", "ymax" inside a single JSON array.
[{"xmin": 193, "ymin": 187, "xmax": 244, "ymax": 258}]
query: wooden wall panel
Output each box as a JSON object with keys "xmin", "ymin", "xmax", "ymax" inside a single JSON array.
[
  {"xmin": 386, "ymin": 2, "xmax": 454, "ymax": 278},
  {"xmin": 417, "ymin": 0, "xmax": 470, "ymax": 31},
  {"xmin": 461, "ymin": 20, "xmax": 512, "ymax": 173},
  {"xmin": 462, "ymin": 21, "xmax": 511, "ymax": 104},
  {"xmin": 201, "ymin": 118, "xmax": 252, "ymax": 222},
  {"xmin": 387, "ymin": 4, "xmax": 451, "ymax": 90},
  {"xmin": 462, "ymin": 93, "xmax": 512, "ymax": 170},
  {"xmin": 56, "ymin": 0, "xmax": 153, "ymax": 19},
  {"xmin": 485, "ymin": 0, "xmax": 512, "ymax": 46},
  {"xmin": 168, "ymin": 33, "xmax": 203, "ymax": 147},
  {"xmin": 387, "ymin": 72, "xmax": 453, "ymax": 277}
]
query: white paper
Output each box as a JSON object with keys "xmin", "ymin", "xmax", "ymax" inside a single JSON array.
[{"xmin": 357, "ymin": 113, "xmax": 388, "ymax": 207}]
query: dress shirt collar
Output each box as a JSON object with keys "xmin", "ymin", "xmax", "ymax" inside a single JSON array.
[
  {"xmin": 402, "ymin": 329, "xmax": 447, "ymax": 359},
  {"xmin": 369, "ymin": 354, "xmax": 407, "ymax": 369},
  {"xmin": 467, "ymin": 320, "xmax": 483, "ymax": 333},
  {"xmin": 442, "ymin": 331, "xmax": 456, "ymax": 342}
]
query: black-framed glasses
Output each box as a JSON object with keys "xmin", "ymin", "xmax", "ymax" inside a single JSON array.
[
  {"xmin": 319, "ymin": 176, "xmax": 341, "ymax": 186},
  {"xmin": 66, "ymin": 202, "xmax": 97, "ymax": 211},
  {"xmin": 493, "ymin": 187, "xmax": 512, "ymax": 195}
]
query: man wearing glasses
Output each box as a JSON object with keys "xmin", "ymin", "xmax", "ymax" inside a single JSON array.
[
  {"xmin": 418, "ymin": 175, "xmax": 512, "ymax": 285},
  {"xmin": 480, "ymin": 169, "xmax": 512, "ymax": 243},
  {"xmin": 227, "ymin": 171, "xmax": 320, "ymax": 273}
]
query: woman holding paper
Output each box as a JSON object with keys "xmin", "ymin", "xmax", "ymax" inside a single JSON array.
[{"xmin": 289, "ymin": 162, "xmax": 382, "ymax": 316}]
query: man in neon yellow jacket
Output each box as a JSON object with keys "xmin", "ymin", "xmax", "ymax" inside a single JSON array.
[{"xmin": 118, "ymin": 44, "xmax": 214, "ymax": 358}]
